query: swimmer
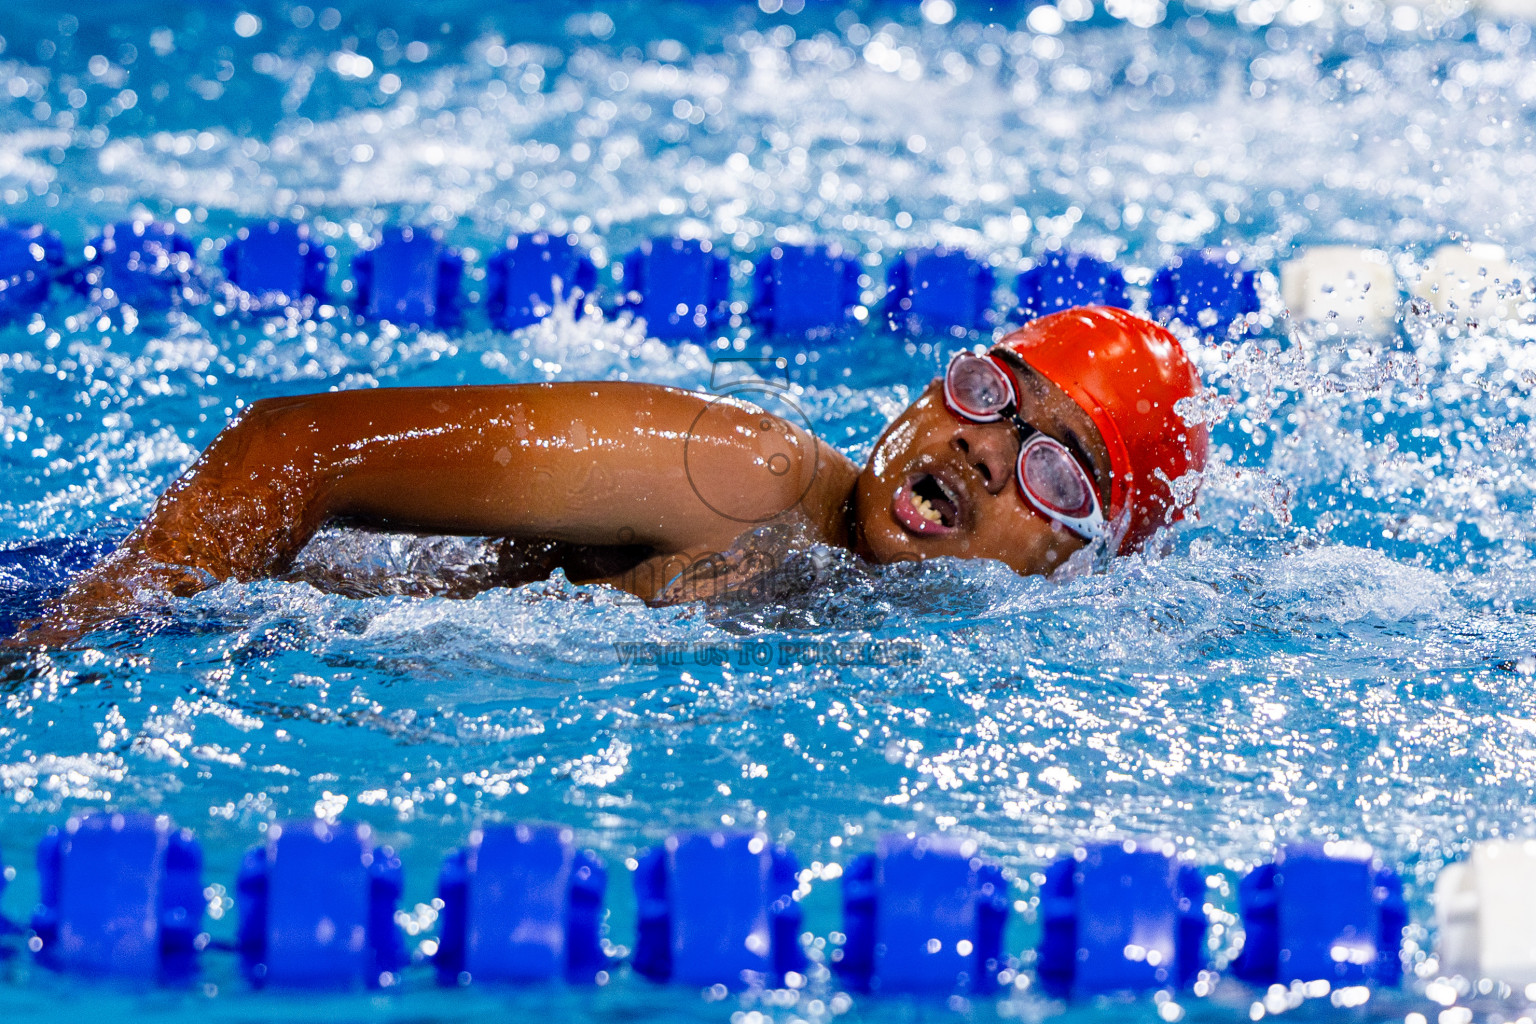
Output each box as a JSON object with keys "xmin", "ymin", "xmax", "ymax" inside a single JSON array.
[{"xmin": 14, "ymin": 306, "xmax": 1207, "ymax": 645}]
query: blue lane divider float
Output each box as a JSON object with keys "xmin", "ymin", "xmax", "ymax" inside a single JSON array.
[
  {"xmin": 236, "ymin": 819, "xmax": 404, "ymax": 989},
  {"xmin": 435, "ymin": 823, "xmax": 607, "ymax": 985},
  {"xmin": 1037, "ymin": 840, "xmax": 1205, "ymax": 996},
  {"xmin": 5, "ymin": 216, "xmax": 1384, "ymax": 343},
  {"xmin": 0, "ymin": 223, "xmax": 65, "ymax": 323},
  {"xmin": 352, "ymin": 226, "xmax": 465, "ymax": 328},
  {"xmin": 1016, "ymin": 251, "xmax": 1129, "ymax": 321},
  {"xmin": 620, "ymin": 237, "xmax": 732, "ymax": 341},
  {"xmin": 1231, "ymin": 842, "xmax": 1406, "ymax": 988},
  {"xmin": 83, "ymin": 220, "xmax": 200, "ymax": 311},
  {"xmin": 1150, "ymin": 248, "xmax": 1261, "ymax": 332},
  {"xmin": 32, "ymin": 812, "xmax": 204, "ymax": 981},
  {"xmin": 837, "ymin": 833, "xmax": 1009, "ymax": 994},
  {"xmin": 885, "ymin": 246, "xmax": 996, "ymax": 335},
  {"xmin": 0, "ymin": 818, "xmax": 1491, "ymax": 999},
  {"xmin": 222, "ymin": 221, "xmax": 330, "ymax": 308},
  {"xmin": 486, "ymin": 232, "xmax": 596, "ymax": 331},
  {"xmin": 633, "ymin": 830, "xmax": 804, "ymax": 988},
  {"xmin": 752, "ymin": 243, "xmax": 862, "ymax": 339}
]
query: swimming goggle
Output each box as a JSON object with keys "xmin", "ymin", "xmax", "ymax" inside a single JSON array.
[{"xmin": 941, "ymin": 350, "xmax": 1106, "ymax": 540}]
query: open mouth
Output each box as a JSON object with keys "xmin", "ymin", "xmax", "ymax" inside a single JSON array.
[{"xmin": 892, "ymin": 472, "xmax": 962, "ymax": 535}]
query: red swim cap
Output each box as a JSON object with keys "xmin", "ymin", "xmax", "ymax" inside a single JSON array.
[{"xmin": 996, "ymin": 306, "xmax": 1208, "ymax": 554}]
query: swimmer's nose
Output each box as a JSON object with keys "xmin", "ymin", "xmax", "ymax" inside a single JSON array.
[{"xmin": 952, "ymin": 426, "xmax": 1013, "ymax": 496}]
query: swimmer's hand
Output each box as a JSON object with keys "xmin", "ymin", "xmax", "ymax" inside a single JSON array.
[
  {"xmin": 4, "ymin": 549, "xmax": 211, "ymax": 649},
  {"xmin": 629, "ymin": 522, "xmax": 822, "ymax": 605}
]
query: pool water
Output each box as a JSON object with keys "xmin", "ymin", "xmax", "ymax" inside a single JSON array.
[{"xmin": 3, "ymin": 0, "xmax": 1536, "ymax": 1020}]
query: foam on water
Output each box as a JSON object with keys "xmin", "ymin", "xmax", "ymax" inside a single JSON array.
[{"xmin": 6, "ymin": 2, "xmax": 1536, "ymax": 1020}]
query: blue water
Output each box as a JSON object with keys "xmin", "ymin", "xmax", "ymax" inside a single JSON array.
[{"xmin": 4, "ymin": 0, "xmax": 1536, "ymax": 1019}]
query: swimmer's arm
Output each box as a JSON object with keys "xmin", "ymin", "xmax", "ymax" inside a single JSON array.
[
  {"xmin": 308, "ymin": 382, "xmax": 857, "ymax": 557},
  {"xmin": 20, "ymin": 382, "xmax": 857, "ymax": 639}
]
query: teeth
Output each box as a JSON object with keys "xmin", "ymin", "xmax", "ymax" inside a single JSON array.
[{"xmin": 913, "ymin": 492, "xmax": 943, "ymax": 524}]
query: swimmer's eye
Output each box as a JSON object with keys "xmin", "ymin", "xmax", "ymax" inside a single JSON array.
[{"xmin": 1015, "ymin": 434, "xmax": 1104, "ymax": 539}]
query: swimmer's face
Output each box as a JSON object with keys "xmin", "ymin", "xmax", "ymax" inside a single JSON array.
[{"xmin": 853, "ymin": 355, "xmax": 1114, "ymax": 575}]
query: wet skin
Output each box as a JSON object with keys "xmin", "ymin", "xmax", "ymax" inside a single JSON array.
[
  {"xmin": 18, "ymin": 361, "xmax": 1111, "ymax": 644},
  {"xmin": 853, "ymin": 355, "xmax": 1113, "ymax": 575}
]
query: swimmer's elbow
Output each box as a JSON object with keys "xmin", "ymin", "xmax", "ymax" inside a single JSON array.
[
  {"xmin": 231, "ymin": 396, "xmax": 300, "ymax": 437},
  {"xmin": 237, "ymin": 396, "xmax": 280, "ymax": 422},
  {"xmin": 226, "ymin": 394, "xmax": 325, "ymax": 440},
  {"xmin": 194, "ymin": 395, "xmax": 318, "ymax": 481}
]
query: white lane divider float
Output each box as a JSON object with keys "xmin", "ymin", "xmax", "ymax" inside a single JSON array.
[
  {"xmin": 1414, "ymin": 242, "xmax": 1523, "ymax": 324},
  {"xmin": 1279, "ymin": 245, "xmax": 1400, "ymax": 334},
  {"xmin": 1436, "ymin": 839, "xmax": 1536, "ymax": 985}
]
